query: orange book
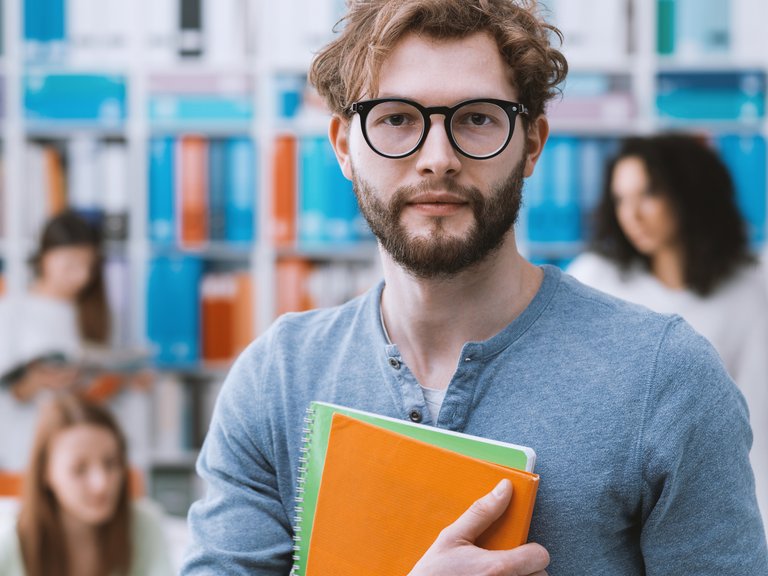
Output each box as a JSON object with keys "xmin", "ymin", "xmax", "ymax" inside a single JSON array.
[
  {"xmin": 275, "ymin": 257, "xmax": 314, "ymax": 316},
  {"xmin": 177, "ymin": 136, "xmax": 209, "ymax": 246},
  {"xmin": 0, "ymin": 275, "xmax": 5, "ymax": 296},
  {"xmin": 302, "ymin": 412, "xmax": 540, "ymax": 576},
  {"xmin": 232, "ymin": 272, "xmax": 255, "ymax": 354},
  {"xmin": 44, "ymin": 146, "xmax": 67, "ymax": 216},
  {"xmin": 272, "ymin": 135, "xmax": 297, "ymax": 247},
  {"xmin": 201, "ymin": 274, "xmax": 236, "ymax": 362}
]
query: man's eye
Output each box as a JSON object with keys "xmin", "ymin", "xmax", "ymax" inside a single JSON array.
[
  {"xmin": 460, "ymin": 113, "xmax": 492, "ymax": 126},
  {"xmin": 383, "ymin": 114, "xmax": 411, "ymax": 127}
]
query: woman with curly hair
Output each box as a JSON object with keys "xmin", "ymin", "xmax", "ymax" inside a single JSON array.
[{"xmin": 569, "ymin": 132, "xmax": 768, "ymax": 523}]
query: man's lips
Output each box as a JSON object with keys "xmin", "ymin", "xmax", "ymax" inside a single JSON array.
[
  {"xmin": 406, "ymin": 192, "xmax": 468, "ymax": 206},
  {"xmin": 405, "ymin": 194, "xmax": 469, "ymax": 216}
]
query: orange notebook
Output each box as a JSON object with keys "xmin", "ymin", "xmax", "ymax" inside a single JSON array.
[{"xmin": 303, "ymin": 413, "xmax": 540, "ymax": 576}]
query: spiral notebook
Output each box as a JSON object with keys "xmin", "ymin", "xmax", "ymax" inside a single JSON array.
[{"xmin": 291, "ymin": 401, "xmax": 539, "ymax": 576}]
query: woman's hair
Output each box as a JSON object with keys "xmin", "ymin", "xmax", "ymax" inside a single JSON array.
[
  {"xmin": 31, "ymin": 210, "xmax": 111, "ymax": 344},
  {"xmin": 16, "ymin": 393, "xmax": 132, "ymax": 576},
  {"xmin": 309, "ymin": 0, "xmax": 568, "ymax": 123},
  {"xmin": 591, "ymin": 133, "xmax": 753, "ymax": 296}
]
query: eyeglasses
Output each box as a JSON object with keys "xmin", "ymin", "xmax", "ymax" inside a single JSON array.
[{"xmin": 347, "ymin": 97, "xmax": 529, "ymax": 160}]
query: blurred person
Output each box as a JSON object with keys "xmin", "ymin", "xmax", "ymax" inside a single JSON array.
[
  {"xmin": 0, "ymin": 210, "xmax": 148, "ymax": 473},
  {"xmin": 0, "ymin": 392, "xmax": 175, "ymax": 576},
  {"xmin": 568, "ymin": 133, "xmax": 768, "ymax": 527}
]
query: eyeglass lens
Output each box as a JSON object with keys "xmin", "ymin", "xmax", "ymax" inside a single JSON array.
[{"xmin": 364, "ymin": 101, "xmax": 512, "ymax": 158}]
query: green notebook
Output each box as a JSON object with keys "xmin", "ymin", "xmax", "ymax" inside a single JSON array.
[{"xmin": 290, "ymin": 400, "xmax": 537, "ymax": 575}]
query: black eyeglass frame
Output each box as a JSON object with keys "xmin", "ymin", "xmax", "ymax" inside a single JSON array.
[{"xmin": 347, "ymin": 97, "xmax": 529, "ymax": 160}]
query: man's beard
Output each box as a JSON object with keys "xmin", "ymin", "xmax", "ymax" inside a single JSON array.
[{"xmin": 352, "ymin": 158, "xmax": 525, "ymax": 279}]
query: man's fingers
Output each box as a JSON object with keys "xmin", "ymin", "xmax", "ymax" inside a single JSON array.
[
  {"xmin": 486, "ymin": 543, "xmax": 550, "ymax": 575},
  {"xmin": 440, "ymin": 479, "xmax": 513, "ymax": 543}
]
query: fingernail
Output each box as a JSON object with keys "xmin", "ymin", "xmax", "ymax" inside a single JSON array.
[{"xmin": 493, "ymin": 478, "xmax": 510, "ymax": 497}]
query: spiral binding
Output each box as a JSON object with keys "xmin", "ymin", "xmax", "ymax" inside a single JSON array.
[{"xmin": 290, "ymin": 404, "xmax": 317, "ymax": 576}]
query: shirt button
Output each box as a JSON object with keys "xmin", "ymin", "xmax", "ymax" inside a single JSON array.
[
  {"xmin": 388, "ymin": 357, "xmax": 401, "ymax": 369},
  {"xmin": 409, "ymin": 409, "xmax": 423, "ymax": 423}
]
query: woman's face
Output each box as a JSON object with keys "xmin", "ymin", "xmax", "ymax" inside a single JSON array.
[
  {"xmin": 611, "ymin": 156, "xmax": 680, "ymax": 257},
  {"xmin": 39, "ymin": 245, "xmax": 97, "ymax": 298},
  {"xmin": 46, "ymin": 424, "xmax": 125, "ymax": 527}
]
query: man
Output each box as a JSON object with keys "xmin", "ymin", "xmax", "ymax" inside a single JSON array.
[{"xmin": 183, "ymin": 1, "xmax": 768, "ymax": 574}]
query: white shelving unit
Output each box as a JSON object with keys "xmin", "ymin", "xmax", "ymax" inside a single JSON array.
[{"xmin": 1, "ymin": 0, "xmax": 766, "ymax": 514}]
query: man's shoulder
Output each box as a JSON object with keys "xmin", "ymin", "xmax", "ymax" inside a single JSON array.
[{"xmin": 552, "ymin": 264, "xmax": 675, "ymax": 329}]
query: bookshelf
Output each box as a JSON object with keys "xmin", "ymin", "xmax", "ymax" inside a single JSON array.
[{"xmin": 0, "ymin": 0, "xmax": 766, "ymax": 516}]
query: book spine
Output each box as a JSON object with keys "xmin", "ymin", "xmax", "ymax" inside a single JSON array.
[
  {"xmin": 224, "ymin": 137, "xmax": 256, "ymax": 243},
  {"xmin": 148, "ymin": 136, "xmax": 176, "ymax": 243},
  {"xmin": 207, "ymin": 139, "xmax": 227, "ymax": 242},
  {"xmin": 272, "ymin": 135, "xmax": 298, "ymax": 247},
  {"xmin": 291, "ymin": 403, "xmax": 317, "ymax": 576},
  {"xmin": 179, "ymin": 0, "xmax": 204, "ymax": 58}
]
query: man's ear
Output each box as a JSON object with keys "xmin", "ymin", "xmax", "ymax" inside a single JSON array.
[
  {"xmin": 523, "ymin": 115, "xmax": 549, "ymax": 178},
  {"xmin": 329, "ymin": 114, "xmax": 353, "ymax": 180}
]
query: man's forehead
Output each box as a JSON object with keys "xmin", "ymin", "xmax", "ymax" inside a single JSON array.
[{"xmin": 366, "ymin": 31, "xmax": 519, "ymax": 103}]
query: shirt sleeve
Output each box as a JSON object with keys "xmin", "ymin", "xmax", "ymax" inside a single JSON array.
[
  {"xmin": 639, "ymin": 318, "xmax": 768, "ymax": 574},
  {"xmin": 181, "ymin": 337, "xmax": 295, "ymax": 575}
]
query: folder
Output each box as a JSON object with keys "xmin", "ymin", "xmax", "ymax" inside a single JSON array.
[{"xmin": 292, "ymin": 402, "xmax": 539, "ymax": 576}]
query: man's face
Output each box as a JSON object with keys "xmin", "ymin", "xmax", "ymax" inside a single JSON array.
[{"xmin": 332, "ymin": 32, "xmax": 544, "ymax": 278}]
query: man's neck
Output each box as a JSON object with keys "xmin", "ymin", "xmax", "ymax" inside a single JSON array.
[{"xmin": 380, "ymin": 239, "xmax": 543, "ymax": 390}]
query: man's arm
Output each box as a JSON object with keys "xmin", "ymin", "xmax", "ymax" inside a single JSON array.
[
  {"xmin": 640, "ymin": 318, "xmax": 768, "ymax": 573},
  {"xmin": 181, "ymin": 347, "xmax": 295, "ymax": 574}
]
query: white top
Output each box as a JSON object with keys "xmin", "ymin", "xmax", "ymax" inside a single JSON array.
[
  {"xmin": 0, "ymin": 499, "xmax": 176, "ymax": 576},
  {"xmin": 0, "ymin": 293, "xmax": 81, "ymax": 472},
  {"xmin": 568, "ymin": 252, "xmax": 768, "ymax": 527}
]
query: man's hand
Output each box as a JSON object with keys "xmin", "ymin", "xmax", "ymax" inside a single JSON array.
[{"xmin": 409, "ymin": 479, "xmax": 549, "ymax": 576}]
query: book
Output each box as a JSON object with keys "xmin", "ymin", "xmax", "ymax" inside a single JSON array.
[
  {"xmin": 224, "ymin": 137, "xmax": 256, "ymax": 244},
  {"xmin": 292, "ymin": 401, "xmax": 538, "ymax": 576},
  {"xmin": 207, "ymin": 139, "xmax": 227, "ymax": 242},
  {"xmin": 146, "ymin": 255, "xmax": 203, "ymax": 366},
  {"xmin": 176, "ymin": 136, "xmax": 209, "ymax": 247},
  {"xmin": 272, "ymin": 135, "xmax": 298, "ymax": 247},
  {"xmin": 148, "ymin": 136, "xmax": 176, "ymax": 243}
]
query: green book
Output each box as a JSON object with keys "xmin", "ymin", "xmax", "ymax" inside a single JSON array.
[
  {"xmin": 657, "ymin": 0, "xmax": 676, "ymax": 55},
  {"xmin": 290, "ymin": 400, "xmax": 537, "ymax": 575}
]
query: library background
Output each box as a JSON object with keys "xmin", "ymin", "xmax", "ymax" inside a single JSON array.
[{"xmin": 0, "ymin": 0, "xmax": 767, "ymax": 557}]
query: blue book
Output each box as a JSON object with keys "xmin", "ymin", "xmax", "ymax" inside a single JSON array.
[
  {"xmin": 45, "ymin": 0, "xmax": 66, "ymax": 44},
  {"xmin": 324, "ymin": 147, "xmax": 357, "ymax": 244},
  {"xmin": 656, "ymin": 71, "xmax": 766, "ymax": 121},
  {"xmin": 523, "ymin": 141, "xmax": 549, "ymax": 243},
  {"xmin": 224, "ymin": 137, "xmax": 256, "ymax": 243},
  {"xmin": 146, "ymin": 255, "xmax": 203, "ymax": 366},
  {"xmin": 299, "ymin": 135, "xmax": 332, "ymax": 245},
  {"xmin": 24, "ymin": 73, "xmax": 127, "ymax": 123},
  {"xmin": 716, "ymin": 135, "xmax": 767, "ymax": 245},
  {"xmin": 148, "ymin": 137, "xmax": 176, "ymax": 244},
  {"xmin": 275, "ymin": 74, "xmax": 305, "ymax": 119},
  {"xmin": 208, "ymin": 139, "xmax": 228, "ymax": 242},
  {"xmin": 547, "ymin": 136, "xmax": 581, "ymax": 243},
  {"xmin": 148, "ymin": 95, "xmax": 253, "ymax": 122},
  {"xmin": 24, "ymin": 0, "xmax": 42, "ymax": 41}
]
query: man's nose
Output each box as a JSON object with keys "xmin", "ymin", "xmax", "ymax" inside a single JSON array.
[{"xmin": 415, "ymin": 117, "xmax": 462, "ymax": 178}]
